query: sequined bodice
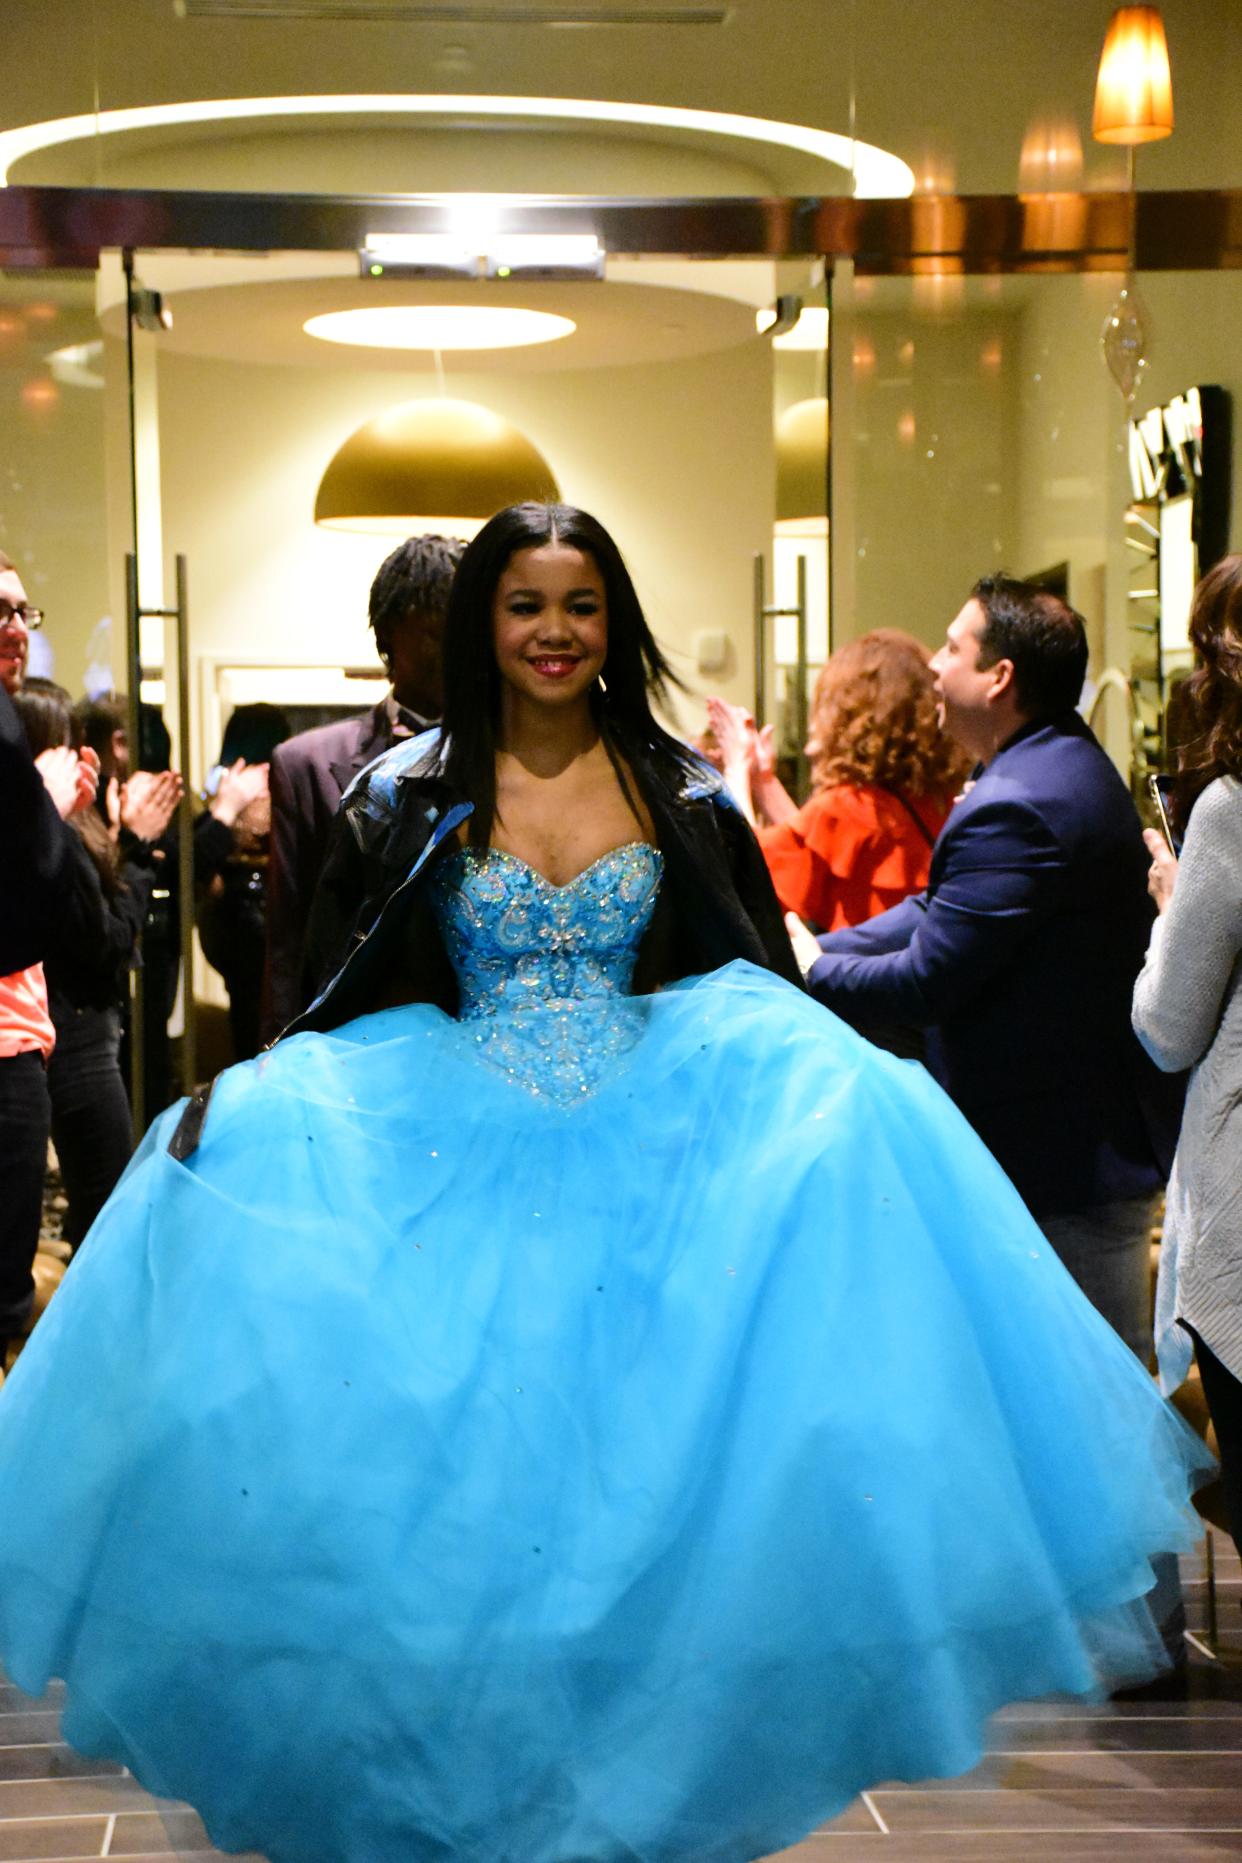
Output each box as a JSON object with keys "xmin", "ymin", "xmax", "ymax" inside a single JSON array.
[{"xmin": 429, "ymin": 842, "xmax": 663, "ymax": 1103}]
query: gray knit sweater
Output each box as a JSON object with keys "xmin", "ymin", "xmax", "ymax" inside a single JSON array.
[{"xmin": 1132, "ymin": 774, "xmax": 1242, "ymax": 1392}]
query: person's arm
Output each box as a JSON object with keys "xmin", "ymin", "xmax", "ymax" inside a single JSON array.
[
  {"xmin": 1132, "ymin": 783, "xmax": 1242, "ymax": 1073},
  {"xmin": 0, "ymin": 689, "xmax": 97, "ymax": 972},
  {"xmin": 704, "ymin": 697, "xmax": 758, "ymax": 828},
  {"xmin": 43, "ymin": 829, "xmax": 157, "ymax": 999},
  {"xmin": 751, "ymin": 725, "xmax": 799, "ymax": 827},
  {"xmin": 806, "ymin": 795, "xmax": 1068, "ymax": 1027}
]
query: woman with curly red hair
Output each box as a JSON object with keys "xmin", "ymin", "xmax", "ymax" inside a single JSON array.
[{"xmin": 710, "ymin": 628, "xmax": 971, "ymax": 931}]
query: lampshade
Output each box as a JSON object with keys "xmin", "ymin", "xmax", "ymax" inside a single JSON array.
[
  {"xmin": 315, "ymin": 397, "xmax": 560, "ymax": 535},
  {"xmin": 1092, "ymin": 6, "xmax": 1174, "ymax": 145},
  {"xmin": 775, "ymin": 398, "xmax": 829, "ymax": 537}
]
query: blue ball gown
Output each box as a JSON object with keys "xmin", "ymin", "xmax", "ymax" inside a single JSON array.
[{"xmin": 0, "ymin": 842, "xmax": 1211, "ymax": 1863}]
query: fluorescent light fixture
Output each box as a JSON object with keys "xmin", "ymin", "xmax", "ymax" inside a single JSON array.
[
  {"xmin": 755, "ymin": 304, "xmax": 830, "ymax": 351},
  {"xmin": 0, "ymin": 95, "xmax": 914, "ymax": 198},
  {"xmin": 304, "ymin": 305, "xmax": 576, "ymax": 349}
]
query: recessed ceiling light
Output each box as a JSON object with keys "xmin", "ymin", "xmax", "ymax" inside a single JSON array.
[
  {"xmin": 303, "ymin": 305, "xmax": 576, "ymax": 349},
  {"xmin": 0, "ymin": 95, "xmax": 914, "ymax": 198}
]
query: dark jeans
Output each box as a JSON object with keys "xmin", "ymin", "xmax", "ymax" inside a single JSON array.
[
  {"xmin": 1190, "ymin": 1328, "xmax": 1242, "ymax": 1564},
  {"xmin": 48, "ymin": 1005, "xmax": 134, "ymax": 1251},
  {"xmin": 1038, "ymin": 1193, "xmax": 1185, "ymax": 1664},
  {"xmin": 0, "ymin": 1050, "xmax": 51, "ymax": 1341}
]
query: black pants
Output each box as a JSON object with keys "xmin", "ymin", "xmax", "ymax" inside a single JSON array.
[
  {"xmin": 1191, "ymin": 1328, "xmax": 1242, "ymax": 1563},
  {"xmin": 0, "ymin": 1050, "xmax": 51, "ymax": 1342},
  {"xmin": 47, "ymin": 1004, "xmax": 134, "ymax": 1251}
]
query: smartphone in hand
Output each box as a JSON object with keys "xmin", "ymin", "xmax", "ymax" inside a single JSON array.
[{"xmin": 1146, "ymin": 773, "xmax": 1178, "ymax": 854}]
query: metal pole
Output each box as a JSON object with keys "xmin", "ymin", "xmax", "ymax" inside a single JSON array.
[
  {"xmin": 123, "ymin": 551, "xmax": 146, "ymax": 1139},
  {"xmin": 174, "ymin": 554, "xmax": 196, "ymax": 1094},
  {"xmin": 752, "ymin": 552, "xmax": 767, "ymax": 729},
  {"xmin": 793, "ymin": 553, "xmax": 810, "ymax": 794}
]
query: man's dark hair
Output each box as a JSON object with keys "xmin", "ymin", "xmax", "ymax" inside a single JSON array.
[
  {"xmin": 368, "ymin": 533, "xmax": 466, "ymax": 667},
  {"xmin": 219, "ymin": 701, "xmax": 291, "ymax": 768},
  {"xmin": 970, "ymin": 574, "xmax": 1088, "ymax": 718}
]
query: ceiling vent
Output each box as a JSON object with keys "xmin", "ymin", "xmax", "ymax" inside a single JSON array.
[{"xmin": 176, "ymin": 1, "xmax": 728, "ymax": 22}]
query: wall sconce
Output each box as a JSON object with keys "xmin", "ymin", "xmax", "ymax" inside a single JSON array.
[
  {"xmin": 1092, "ymin": 5, "xmax": 1174, "ymax": 144},
  {"xmin": 314, "ymin": 398, "xmax": 560, "ymax": 536}
]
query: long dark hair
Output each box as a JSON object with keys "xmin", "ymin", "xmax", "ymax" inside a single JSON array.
[
  {"xmin": 14, "ymin": 678, "xmax": 120, "ymax": 890},
  {"xmin": 440, "ymin": 502, "xmax": 696, "ymax": 846},
  {"xmin": 1172, "ymin": 553, "xmax": 1242, "ymax": 834},
  {"xmin": 12, "ymin": 676, "xmax": 72, "ymax": 758}
]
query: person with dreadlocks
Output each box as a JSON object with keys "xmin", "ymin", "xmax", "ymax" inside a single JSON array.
[{"xmin": 263, "ymin": 532, "xmax": 466, "ymax": 1038}]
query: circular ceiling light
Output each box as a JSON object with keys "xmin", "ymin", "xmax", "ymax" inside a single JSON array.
[
  {"xmin": 304, "ymin": 306, "xmax": 576, "ymax": 351},
  {"xmin": 756, "ymin": 306, "xmax": 831, "ymax": 352},
  {"xmin": 314, "ymin": 396, "xmax": 560, "ymax": 536},
  {"xmin": 0, "ymin": 95, "xmax": 914, "ymax": 198}
]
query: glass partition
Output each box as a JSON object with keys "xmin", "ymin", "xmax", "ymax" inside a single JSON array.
[
  {"xmin": 828, "ymin": 260, "xmax": 1240, "ymax": 795},
  {"xmin": 117, "ymin": 241, "xmax": 829, "ymax": 1068}
]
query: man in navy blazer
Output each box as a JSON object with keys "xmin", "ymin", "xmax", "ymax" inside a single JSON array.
[{"xmin": 807, "ymin": 576, "xmax": 1181, "ymax": 1355}]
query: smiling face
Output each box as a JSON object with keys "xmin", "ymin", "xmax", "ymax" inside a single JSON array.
[
  {"xmin": 491, "ymin": 542, "xmax": 608, "ymax": 721},
  {"xmin": 0, "ymin": 564, "xmax": 31, "ymax": 697}
]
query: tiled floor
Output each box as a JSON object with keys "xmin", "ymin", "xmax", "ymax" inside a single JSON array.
[{"xmin": 2, "ymin": 1536, "xmax": 1240, "ymax": 1862}]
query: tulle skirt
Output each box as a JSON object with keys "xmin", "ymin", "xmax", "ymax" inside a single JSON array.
[{"xmin": 0, "ymin": 962, "xmax": 1211, "ymax": 1862}]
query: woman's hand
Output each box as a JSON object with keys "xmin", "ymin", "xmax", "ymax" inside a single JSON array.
[
  {"xmin": 785, "ymin": 910, "xmax": 822, "ymax": 977},
  {"xmin": 121, "ymin": 769, "xmax": 183, "ymax": 844},
  {"xmin": 1142, "ymin": 827, "xmax": 1178, "ymax": 914},
  {"xmin": 705, "ymin": 697, "xmax": 756, "ymax": 774},
  {"xmin": 705, "ymin": 697, "xmax": 760, "ymax": 827},
  {"xmin": 35, "ymin": 745, "xmax": 99, "ymax": 820},
  {"xmin": 210, "ymin": 758, "xmax": 269, "ymax": 828}
]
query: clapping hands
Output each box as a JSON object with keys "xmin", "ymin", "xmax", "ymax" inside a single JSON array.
[
  {"xmin": 36, "ymin": 744, "xmax": 100, "ymax": 821},
  {"xmin": 108, "ymin": 768, "xmax": 184, "ymax": 844}
]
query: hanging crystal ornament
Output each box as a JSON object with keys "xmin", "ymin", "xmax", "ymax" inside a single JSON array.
[{"xmin": 1101, "ymin": 275, "xmax": 1152, "ymax": 403}]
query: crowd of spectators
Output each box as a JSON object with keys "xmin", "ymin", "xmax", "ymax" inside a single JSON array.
[{"xmin": 6, "ymin": 526, "xmax": 1242, "ymax": 1638}]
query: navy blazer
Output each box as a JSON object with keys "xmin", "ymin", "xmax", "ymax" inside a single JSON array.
[{"xmin": 807, "ymin": 713, "xmax": 1182, "ymax": 1218}]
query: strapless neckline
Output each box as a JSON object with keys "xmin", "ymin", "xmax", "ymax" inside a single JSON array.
[{"xmin": 453, "ymin": 840, "xmax": 655, "ymax": 894}]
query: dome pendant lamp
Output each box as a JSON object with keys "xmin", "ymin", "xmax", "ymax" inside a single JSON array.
[
  {"xmin": 314, "ymin": 397, "xmax": 560, "ymax": 536},
  {"xmin": 775, "ymin": 397, "xmax": 830, "ymax": 537}
]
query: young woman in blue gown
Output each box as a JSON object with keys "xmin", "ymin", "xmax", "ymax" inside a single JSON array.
[{"xmin": 0, "ymin": 504, "xmax": 1212, "ymax": 1863}]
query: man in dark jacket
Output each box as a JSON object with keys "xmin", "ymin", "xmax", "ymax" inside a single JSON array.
[
  {"xmin": 806, "ymin": 576, "xmax": 1186, "ymax": 1675},
  {"xmin": 808, "ymin": 577, "xmax": 1179, "ymax": 1336},
  {"xmin": 263, "ymin": 533, "xmax": 465, "ymax": 1039},
  {"xmin": 0, "ymin": 559, "xmax": 96, "ymax": 1366}
]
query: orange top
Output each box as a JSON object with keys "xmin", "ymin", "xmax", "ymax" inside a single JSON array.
[
  {"xmin": 0, "ymin": 963, "xmax": 55, "ymax": 1061},
  {"xmin": 758, "ymin": 782, "xmax": 952, "ymax": 932}
]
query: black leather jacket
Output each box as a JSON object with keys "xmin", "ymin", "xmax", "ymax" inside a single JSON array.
[
  {"xmin": 289, "ymin": 727, "xmax": 802, "ymax": 1040},
  {"xmin": 172, "ymin": 728, "xmax": 800, "ymax": 1159}
]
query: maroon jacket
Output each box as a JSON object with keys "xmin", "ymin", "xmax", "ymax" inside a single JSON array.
[{"xmin": 262, "ymin": 703, "xmax": 396, "ymax": 1040}]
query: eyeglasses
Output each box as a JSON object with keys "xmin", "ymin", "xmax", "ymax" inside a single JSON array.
[{"xmin": 0, "ymin": 602, "xmax": 43, "ymax": 630}]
